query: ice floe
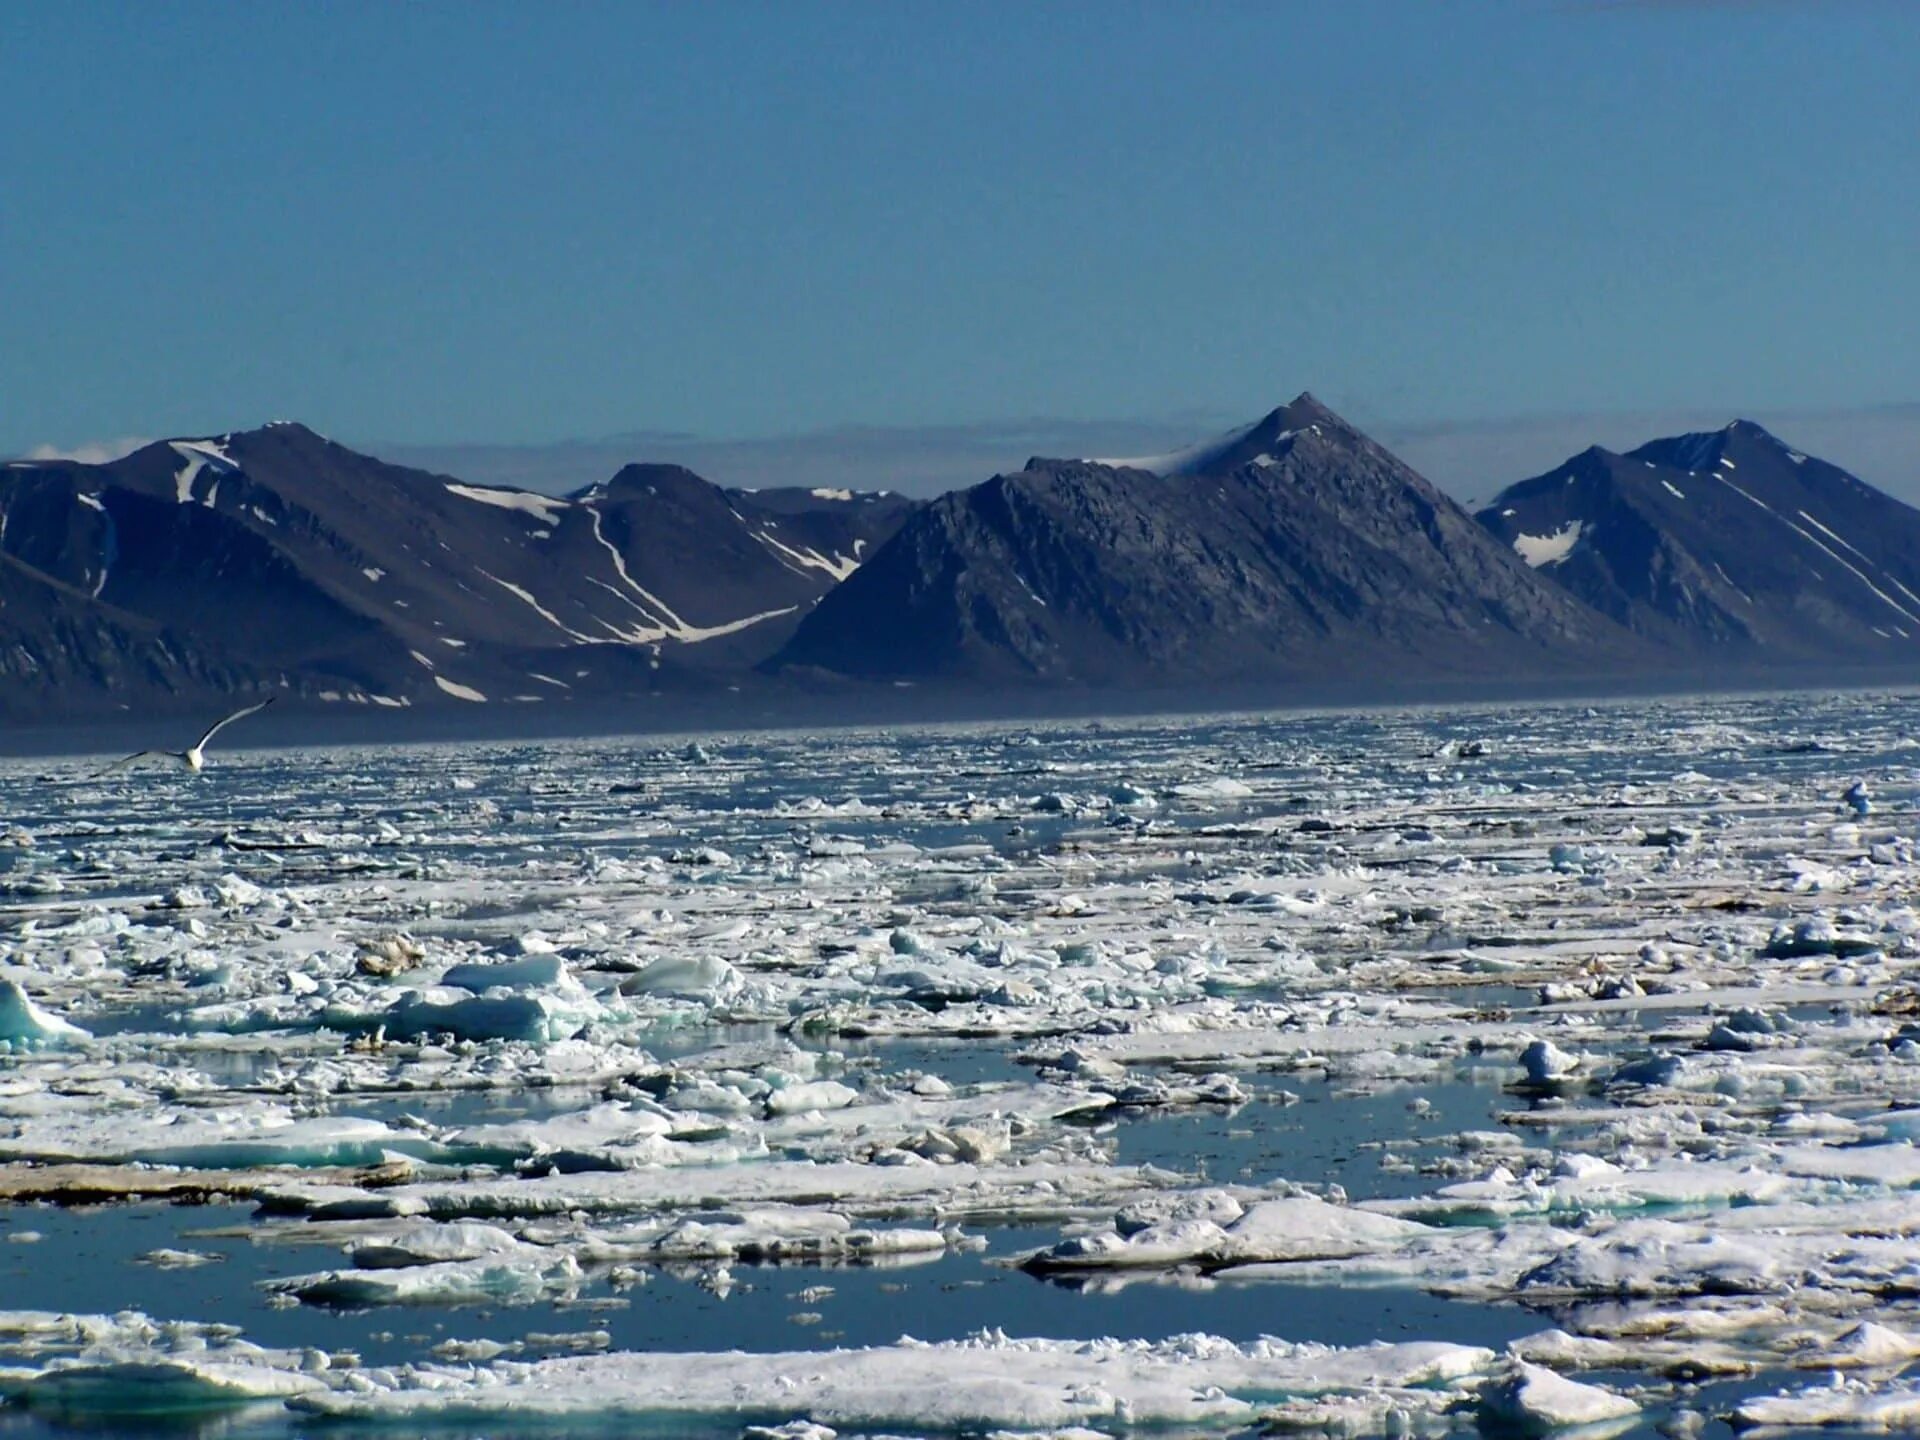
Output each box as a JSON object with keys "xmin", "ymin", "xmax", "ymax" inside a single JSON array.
[{"xmin": 10, "ymin": 694, "xmax": 1920, "ymax": 1433}]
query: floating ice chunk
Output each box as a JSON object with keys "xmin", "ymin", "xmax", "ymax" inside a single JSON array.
[
  {"xmin": 899, "ymin": 1124, "xmax": 1008, "ymax": 1164},
  {"xmin": 1548, "ymin": 843, "xmax": 1610, "ymax": 874},
  {"xmin": 5, "ymin": 1357, "xmax": 325, "ymax": 1412},
  {"xmin": 210, "ymin": 873, "xmax": 269, "ymax": 908},
  {"xmin": 440, "ymin": 954, "xmax": 587, "ymax": 997},
  {"xmin": 259, "ymin": 1157, "xmax": 1174, "ymax": 1225},
  {"xmin": 1639, "ymin": 824, "xmax": 1696, "ymax": 849},
  {"xmin": 1034, "ymin": 1047, "xmax": 1130, "ymax": 1084},
  {"xmin": 0, "ymin": 981, "xmax": 87, "ymax": 1050},
  {"xmin": 1775, "ymin": 1141, "xmax": 1920, "ymax": 1187},
  {"xmin": 1763, "ymin": 918, "xmax": 1879, "ymax": 959},
  {"xmin": 432, "ymin": 1337, "xmax": 519, "ymax": 1362},
  {"xmin": 1114, "ymin": 1190, "xmax": 1247, "ymax": 1236},
  {"xmin": 1099, "ymin": 1072, "xmax": 1249, "ymax": 1109},
  {"xmin": 1826, "ymin": 1322, "xmax": 1920, "ymax": 1368},
  {"xmin": 287, "ymin": 1332, "xmax": 1501, "ymax": 1428},
  {"xmin": 1843, "ymin": 780, "xmax": 1872, "ymax": 817},
  {"xmin": 1478, "ymin": 1362, "xmax": 1638, "ymax": 1435},
  {"xmin": 744, "ymin": 1422, "xmax": 838, "ymax": 1440},
  {"xmin": 0, "ymin": 1109, "xmax": 442, "ymax": 1169},
  {"xmin": 617, "ymin": 955, "xmax": 743, "ymax": 1001},
  {"xmin": 586, "ymin": 1209, "xmax": 949, "ymax": 1264},
  {"xmin": 1706, "ymin": 1008, "xmax": 1788, "ymax": 1052},
  {"xmin": 348, "ymin": 1220, "xmax": 528, "ymax": 1270},
  {"xmin": 135, "ymin": 1248, "xmax": 222, "ymax": 1268},
  {"xmin": 1732, "ymin": 1378, "xmax": 1920, "ymax": 1430},
  {"xmin": 356, "ymin": 934, "xmax": 425, "ymax": 977},
  {"xmin": 1794, "ymin": 859, "xmax": 1860, "ymax": 895},
  {"xmin": 1168, "ymin": 778, "xmax": 1253, "ymax": 802},
  {"xmin": 1028, "ymin": 1217, "xmax": 1232, "ymax": 1271},
  {"xmin": 1025, "ymin": 1194, "xmax": 1431, "ymax": 1273},
  {"xmin": 375, "ymin": 988, "xmax": 601, "ymax": 1045},
  {"xmin": 670, "ymin": 846, "xmax": 734, "ymax": 867},
  {"xmin": 272, "ymin": 1252, "xmax": 584, "ymax": 1308},
  {"xmin": 765, "ymin": 1080, "xmax": 859, "ymax": 1116},
  {"xmin": 1607, "ymin": 1053, "xmax": 1688, "ymax": 1089},
  {"xmin": 1514, "ymin": 1222, "xmax": 1783, "ymax": 1298},
  {"xmin": 1519, "ymin": 1039, "xmax": 1581, "ymax": 1085},
  {"xmin": 1555, "ymin": 1153, "xmax": 1622, "ymax": 1183}
]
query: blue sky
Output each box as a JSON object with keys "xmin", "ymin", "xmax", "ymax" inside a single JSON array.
[{"xmin": 5, "ymin": 1, "xmax": 1917, "ymax": 494}]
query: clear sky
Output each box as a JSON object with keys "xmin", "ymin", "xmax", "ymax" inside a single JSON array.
[{"xmin": 5, "ymin": 1, "xmax": 1917, "ymax": 489}]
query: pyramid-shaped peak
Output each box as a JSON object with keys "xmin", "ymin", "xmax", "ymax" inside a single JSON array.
[
  {"xmin": 1084, "ymin": 392, "xmax": 1364, "ymax": 478},
  {"xmin": 1189, "ymin": 394, "xmax": 1366, "ymax": 474},
  {"xmin": 227, "ymin": 420, "xmax": 330, "ymax": 447},
  {"xmin": 1628, "ymin": 417, "xmax": 1799, "ymax": 474},
  {"xmin": 1278, "ymin": 391, "xmax": 1339, "ymax": 425},
  {"xmin": 1241, "ymin": 392, "xmax": 1353, "ymax": 440},
  {"xmin": 1484, "ymin": 443, "xmax": 1625, "ymax": 511}
]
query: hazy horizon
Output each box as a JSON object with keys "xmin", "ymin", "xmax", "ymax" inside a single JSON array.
[{"xmin": 18, "ymin": 398, "xmax": 1920, "ymax": 508}]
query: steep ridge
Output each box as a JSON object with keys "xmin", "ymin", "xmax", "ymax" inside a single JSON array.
[
  {"xmin": 771, "ymin": 395, "xmax": 1649, "ymax": 686},
  {"xmin": 0, "ymin": 549, "xmax": 283, "ymax": 714},
  {"xmin": 0, "ymin": 424, "xmax": 914, "ymax": 709},
  {"xmin": 572, "ymin": 465, "xmax": 914, "ymax": 657},
  {"xmin": 1476, "ymin": 420, "xmax": 1920, "ymax": 658}
]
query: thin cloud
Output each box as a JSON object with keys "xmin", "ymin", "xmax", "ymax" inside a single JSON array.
[
  {"xmin": 21, "ymin": 437, "xmax": 150, "ymax": 465},
  {"xmin": 383, "ymin": 402, "xmax": 1920, "ymax": 509},
  {"xmin": 378, "ymin": 415, "xmax": 1235, "ymax": 501}
]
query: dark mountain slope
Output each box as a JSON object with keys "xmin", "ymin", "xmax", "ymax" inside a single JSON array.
[
  {"xmin": 773, "ymin": 396, "xmax": 1648, "ymax": 686},
  {"xmin": 0, "ymin": 424, "xmax": 916, "ymax": 710},
  {"xmin": 0, "ymin": 549, "xmax": 280, "ymax": 714},
  {"xmin": 1476, "ymin": 420, "xmax": 1920, "ymax": 658}
]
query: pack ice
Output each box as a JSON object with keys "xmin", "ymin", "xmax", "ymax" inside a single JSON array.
[{"xmin": 4, "ymin": 694, "xmax": 1920, "ymax": 1433}]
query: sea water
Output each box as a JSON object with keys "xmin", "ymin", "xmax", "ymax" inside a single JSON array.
[{"xmin": 1, "ymin": 691, "xmax": 1918, "ymax": 1435}]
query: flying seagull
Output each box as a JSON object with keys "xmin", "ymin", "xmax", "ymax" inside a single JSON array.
[{"xmin": 95, "ymin": 696, "xmax": 277, "ymax": 776}]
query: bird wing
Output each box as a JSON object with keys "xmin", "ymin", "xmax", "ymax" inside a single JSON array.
[
  {"xmin": 193, "ymin": 695, "xmax": 277, "ymax": 751},
  {"xmin": 92, "ymin": 750, "xmax": 159, "ymax": 777}
]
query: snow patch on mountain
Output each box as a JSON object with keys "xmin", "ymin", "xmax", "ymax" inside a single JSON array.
[
  {"xmin": 169, "ymin": 440, "xmax": 238, "ymax": 505},
  {"xmin": 755, "ymin": 531, "xmax": 860, "ymax": 581},
  {"xmin": 445, "ymin": 484, "xmax": 569, "ymax": 527},
  {"xmin": 432, "ymin": 675, "xmax": 487, "ymax": 702},
  {"xmin": 1512, "ymin": 521, "xmax": 1585, "ymax": 568}
]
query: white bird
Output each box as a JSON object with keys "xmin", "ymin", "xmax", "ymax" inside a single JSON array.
[{"xmin": 96, "ymin": 696, "xmax": 277, "ymax": 776}]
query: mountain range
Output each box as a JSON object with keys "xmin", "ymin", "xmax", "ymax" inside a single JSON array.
[
  {"xmin": 3, "ymin": 400, "xmax": 1916, "ymax": 718},
  {"xmin": 1475, "ymin": 421, "xmax": 1920, "ymax": 659},
  {"xmin": 0, "ymin": 424, "xmax": 911, "ymax": 714},
  {"xmin": 773, "ymin": 395, "xmax": 1642, "ymax": 684}
]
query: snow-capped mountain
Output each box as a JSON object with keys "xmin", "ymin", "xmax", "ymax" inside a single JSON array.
[
  {"xmin": 13, "ymin": 403, "xmax": 1918, "ymax": 718},
  {"xmin": 0, "ymin": 423, "xmax": 915, "ymax": 713},
  {"xmin": 1475, "ymin": 420, "xmax": 1920, "ymax": 658},
  {"xmin": 770, "ymin": 396, "xmax": 1648, "ymax": 686}
]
